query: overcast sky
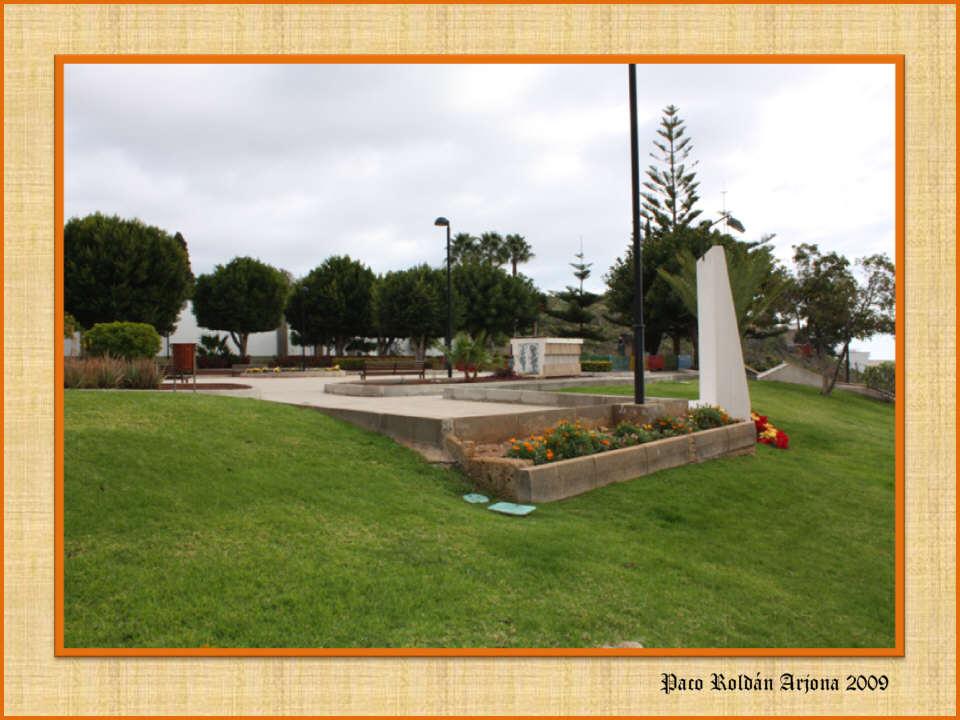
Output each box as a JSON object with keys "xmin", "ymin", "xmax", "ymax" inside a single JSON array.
[{"xmin": 65, "ymin": 62, "xmax": 896, "ymax": 358}]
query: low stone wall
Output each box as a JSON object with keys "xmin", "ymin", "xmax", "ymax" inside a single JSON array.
[
  {"xmin": 324, "ymin": 381, "xmax": 450, "ymax": 397},
  {"xmin": 315, "ymin": 407, "xmax": 447, "ymax": 447},
  {"xmin": 442, "ymin": 385, "xmax": 689, "ymax": 411},
  {"xmin": 756, "ymin": 362, "xmax": 823, "ymax": 388},
  {"xmin": 324, "ymin": 371, "xmax": 695, "ymax": 397},
  {"xmin": 446, "ymin": 419, "xmax": 756, "ymax": 503}
]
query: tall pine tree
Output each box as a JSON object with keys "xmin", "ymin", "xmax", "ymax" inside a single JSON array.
[
  {"xmin": 641, "ymin": 105, "xmax": 702, "ymax": 233},
  {"xmin": 546, "ymin": 246, "xmax": 605, "ymax": 340}
]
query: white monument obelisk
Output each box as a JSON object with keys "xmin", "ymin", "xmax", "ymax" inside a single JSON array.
[{"xmin": 696, "ymin": 245, "xmax": 751, "ymax": 420}]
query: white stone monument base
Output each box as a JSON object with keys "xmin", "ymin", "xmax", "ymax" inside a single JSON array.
[{"xmin": 510, "ymin": 337, "xmax": 584, "ymax": 378}]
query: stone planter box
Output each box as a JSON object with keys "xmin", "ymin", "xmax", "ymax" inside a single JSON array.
[
  {"xmin": 510, "ymin": 337, "xmax": 584, "ymax": 377},
  {"xmin": 445, "ymin": 420, "xmax": 756, "ymax": 503}
]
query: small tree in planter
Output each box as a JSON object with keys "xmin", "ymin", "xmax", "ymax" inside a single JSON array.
[{"xmin": 435, "ymin": 332, "xmax": 490, "ymax": 381}]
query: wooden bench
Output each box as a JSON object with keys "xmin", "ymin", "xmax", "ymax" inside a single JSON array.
[{"xmin": 360, "ymin": 359, "xmax": 426, "ymax": 381}]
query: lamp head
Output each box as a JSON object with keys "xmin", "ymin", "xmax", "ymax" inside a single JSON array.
[{"xmin": 434, "ymin": 217, "xmax": 450, "ymax": 227}]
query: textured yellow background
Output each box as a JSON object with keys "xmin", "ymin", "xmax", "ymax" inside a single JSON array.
[{"xmin": 3, "ymin": 3, "xmax": 956, "ymax": 716}]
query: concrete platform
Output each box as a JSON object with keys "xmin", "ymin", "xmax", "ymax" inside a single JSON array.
[{"xmin": 184, "ymin": 374, "xmax": 556, "ymax": 419}]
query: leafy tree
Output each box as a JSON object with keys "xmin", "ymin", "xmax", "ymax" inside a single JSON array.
[
  {"xmin": 192, "ymin": 256, "xmax": 289, "ymax": 358},
  {"xmin": 285, "ymin": 255, "xmax": 375, "ymax": 357},
  {"xmin": 786, "ymin": 244, "xmax": 894, "ymax": 395},
  {"xmin": 641, "ymin": 105, "xmax": 702, "ymax": 234},
  {"xmin": 605, "ymin": 223, "xmax": 780, "ymax": 358},
  {"xmin": 453, "ymin": 261, "xmax": 540, "ymax": 340},
  {"xmin": 64, "ymin": 312, "xmax": 80, "ymax": 339},
  {"xmin": 373, "ymin": 265, "xmax": 447, "ymax": 360},
  {"xmin": 64, "ymin": 212, "xmax": 194, "ymax": 334},
  {"xmin": 545, "ymin": 249, "xmax": 605, "ymax": 340},
  {"xmin": 504, "ymin": 233, "xmax": 535, "ymax": 276}
]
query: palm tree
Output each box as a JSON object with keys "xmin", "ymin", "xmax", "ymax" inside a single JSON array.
[
  {"xmin": 656, "ymin": 243, "xmax": 787, "ymax": 339},
  {"xmin": 504, "ymin": 233, "xmax": 534, "ymax": 276},
  {"xmin": 433, "ymin": 331, "xmax": 490, "ymax": 381},
  {"xmin": 478, "ymin": 232, "xmax": 509, "ymax": 268},
  {"xmin": 450, "ymin": 233, "xmax": 480, "ymax": 264}
]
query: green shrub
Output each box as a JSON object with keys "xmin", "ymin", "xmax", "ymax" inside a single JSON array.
[
  {"xmin": 662, "ymin": 353, "xmax": 679, "ymax": 371},
  {"xmin": 581, "ymin": 359, "xmax": 613, "ymax": 372},
  {"xmin": 688, "ymin": 405, "xmax": 731, "ymax": 429},
  {"xmin": 337, "ymin": 357, "xmax": 365, "ymax": 371},
  {"xmin": 83, "ymin": 322, "xmax": 161, "ymax": 360},
  {"xmin": 862, "ymin": 361, "xmax": 895, "ymax": 396}
]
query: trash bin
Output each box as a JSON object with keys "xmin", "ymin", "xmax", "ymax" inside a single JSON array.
[{"xmin": 170, "ymin": 342, "xmax": 197, "ymax": 391}]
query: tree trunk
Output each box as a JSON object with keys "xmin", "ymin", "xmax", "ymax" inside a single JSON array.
[
  {"xmin": 230, "ymin": 332, "xmax": 248, "ymax": 360},
  {"xmin": 822, "ymin": 341, "xmax": 850, "ymax": 396},
  {"xmin": 413, "ymin": 337, "xmax": 426, "ymax": 362},
  {"xmin": 335, "ymin": 337, "xmax": 345, "ymax": 357},
  {"xmin": 672, "ymin": 334, "xmax": 681, "ymax": 355}
]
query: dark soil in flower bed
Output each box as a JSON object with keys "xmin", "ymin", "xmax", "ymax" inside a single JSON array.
[{"xmin": 159, "ymin": 383, "xmax": 252, "ymax": 390}]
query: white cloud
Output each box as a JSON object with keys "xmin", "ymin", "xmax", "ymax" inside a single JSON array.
[{"xmin": 65, "ymin": 62, "xmax": 896, "ymax": 306}]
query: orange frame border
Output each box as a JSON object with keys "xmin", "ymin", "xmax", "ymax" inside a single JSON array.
[{"xmin": 50, "ymin": 53, "xmax": 905, "ymax": 659}]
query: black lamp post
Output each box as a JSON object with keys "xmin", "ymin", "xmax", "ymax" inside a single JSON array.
[
  {"xmin": 628, "ymin": 63, "xmax": 646, "ymax": 405},
  {"xmin": 434, "ymin": 216, "xmax": 454, "ymax": 378}
]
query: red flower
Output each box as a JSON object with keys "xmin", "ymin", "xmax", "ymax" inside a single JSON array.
[
  {"xmin": 774, "ymin": 430, "xmax": 789, "ymax": 450},
  {"xmin": 753, "ymin": 414, "xmax": 768, "ymax": 433}
]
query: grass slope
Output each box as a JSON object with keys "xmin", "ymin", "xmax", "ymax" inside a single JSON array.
[{"xmin": 65, "ymin": 382, "xmax": 894, "ymax": 649}]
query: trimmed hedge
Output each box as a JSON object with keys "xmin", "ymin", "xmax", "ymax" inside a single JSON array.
[
  {"xmin": 581, "ymin": 359, "xmax": 613, "ymax": 372},
  {"xmin": 83, "ymin": 322, "xmax": 161, "ymax": 360}
]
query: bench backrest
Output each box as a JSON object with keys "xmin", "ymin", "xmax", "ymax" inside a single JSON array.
[{"xmin": 363, "ymin": 359, "xmax": 424, "ymax": 370}]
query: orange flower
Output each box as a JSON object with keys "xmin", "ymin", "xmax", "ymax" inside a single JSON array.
[
  {"xmin": 546, "ymin": 450, "xmax": 554, "ymax": 460},
  {"xmin": 600, "ymin": 439, "xmax": 610, "ymax": 446},
  {"xmin": 511, "ymin": 444, "xmax": 520, "ymax": 452}
]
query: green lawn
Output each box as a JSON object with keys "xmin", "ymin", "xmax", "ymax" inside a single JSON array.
[{"xmin": 64, "ymin": 381, "xmax": 894, "ymax": 649}]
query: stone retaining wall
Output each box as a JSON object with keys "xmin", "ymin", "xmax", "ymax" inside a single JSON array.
[{"xmin": 316, "ymin": 407, "xmax": 447, "ymax": 446}]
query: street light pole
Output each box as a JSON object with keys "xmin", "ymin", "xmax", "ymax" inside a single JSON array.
[
  {"xmin": 435, "ymin": 217, "xmax": 454, "ymax": 378},
  {"xmin": 629, "ymin": 63, "xmax": 646, "ymax": 405}
]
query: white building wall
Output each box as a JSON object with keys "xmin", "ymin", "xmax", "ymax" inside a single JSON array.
[
  {"xmin": 848, "ymin": 349, "xmax": 871, "ymax": 371},
  {"xmin": 64, "ymin": 303, "xmax": 312, "ymax": 359},
  {"xmin": 158, "ymin": 301, "xmax": 291, "ymax": 358}
]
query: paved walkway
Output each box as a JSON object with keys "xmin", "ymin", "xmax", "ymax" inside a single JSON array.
[{"xmin": 184, "ymin": 374, "xmax": 556, "ymax": 419}]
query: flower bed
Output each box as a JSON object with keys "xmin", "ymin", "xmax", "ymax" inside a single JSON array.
[
  {"xmin": 441, "ymin": 399, "xmax": 756, "ymax": 503},
  {"xmin": 505, "ymin": 406, "xmax": 736, "ymax": 465},
  {"xmin": 243, "ymin": 364, "xmax": 341, "ymax": 375}
]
